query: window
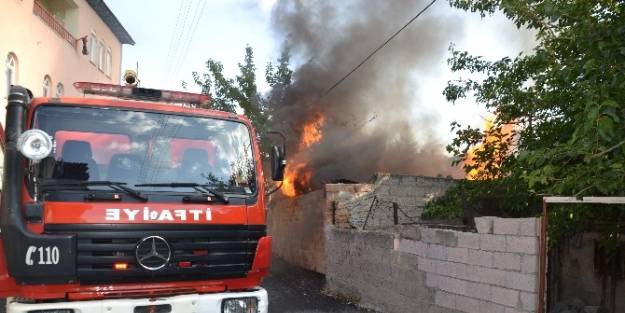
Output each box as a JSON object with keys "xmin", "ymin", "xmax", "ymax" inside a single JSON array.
[
  {"xmin": 4, "ymin": 53, "xmax": 18, "ymax": 99},
  {"xmin": 56, "ymin": 82, "xmax": 64, "ymax": 97},
  {"xmin": 89, "ymin": 32, "xmax": 97, "ymax": 64},
  {"xmin": 33, "ymin": 106, "xmax": 257, "ymax": 192},
  {"xmin": 105, "ymin": 48, "xmax": 112, "ymax": 77},
  {"xmin": 42, "ymin": 75, "xmax": 52, "ymax": 97},
  {"xmin": 98, "ymin": 40, "xmax": 105, "ymax": 71}
]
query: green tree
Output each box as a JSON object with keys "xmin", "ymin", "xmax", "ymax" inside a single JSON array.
[
  {"xmin": 266, "ymin": 44, "xmax": 293, "ymax": 88},
  {"xmin": 232, "ymin": 45, "xmax": 264, "ymax": 127},
  {"xmin": 445, "ymin": 0, "xmax": 625, "ymax": 197},
  {"xmin": 424, "ymin": 0, "xmax": 625, "ymax": 252},
  {"xmin": 189, "ymin": 45, "xmax": 266, "ymax": 127},
  {"xmin": 191, "ymin": 60, "xmax": 237, "ymax": 113}
]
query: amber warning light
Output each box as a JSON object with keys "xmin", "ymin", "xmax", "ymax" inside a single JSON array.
[
  {"xmin": 73, "ymin": 82, "xmax": 210, "ymax": 105},
  {"xmin": 113, "ymin": 262, "xmax": 128, "ymax": 270}
]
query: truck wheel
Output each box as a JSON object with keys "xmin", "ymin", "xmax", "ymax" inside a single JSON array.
[{"xmin": 0, "ymin": 298, "xmax": 5, "ymax": 313}]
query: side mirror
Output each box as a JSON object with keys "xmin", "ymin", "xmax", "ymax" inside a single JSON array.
[{"xmin": 270, "ymin": 145, "xmax": 286, "ymax": 181}]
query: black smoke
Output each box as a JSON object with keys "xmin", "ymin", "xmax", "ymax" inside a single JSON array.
[{"xmin": 268, "ymin": 0, "xmax": 463, "ymax": 190}]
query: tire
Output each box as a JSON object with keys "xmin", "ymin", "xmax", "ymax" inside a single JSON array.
[{"xmin": 0, "ymin": 298, "xmax": 5, "ymax": 313}]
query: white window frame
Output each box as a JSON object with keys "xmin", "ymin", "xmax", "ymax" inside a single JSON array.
[
  {"xmin": 89, "ymin": 31, "xmax": 97, "ymax": 64},
  {"xmin": 56, "ymin": 82, "xmax": 64, "ymax": 97},
  {"xmin": 42, "ymin": 75, "xmax": 52, "ymax": 97},
  {"xmin": 105, "ymin": 47, "xmax": 112, "ymax": 77},
  {"xmin": 98, "ymin": 40, "xmax": 105, "ymax": 71}
]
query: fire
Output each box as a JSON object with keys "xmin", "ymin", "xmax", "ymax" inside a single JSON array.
[
  {"xmin": 465, "ymin": 117, "xmax": 514, "ymax": 180},
  {"xmin": 280, "ymin": 114, "xmax": 325, "ymax": 197},
  {"xmin": 300, "ymin": 115, "xmax": 325, "ymax": 149},
  {"xmin": 281, "ymin": 162, "xmax": 313, "ymax": 197}
]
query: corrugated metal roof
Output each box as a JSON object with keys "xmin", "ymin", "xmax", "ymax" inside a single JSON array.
[{"xmin": 85, "ymin": 0, "xmax": 135, "ymax": 45}]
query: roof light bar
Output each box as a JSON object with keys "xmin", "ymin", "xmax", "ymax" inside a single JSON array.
[{"xmin": 73, "ymin": 82, "xmax": 210, "ymax": 105}]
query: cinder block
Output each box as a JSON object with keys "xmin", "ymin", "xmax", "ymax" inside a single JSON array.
[
  {"xmin": 436, "ymin": 229, "xmax": 459, "ymax": 247},
  {"xmin": 468, "ymin": 249, "xmax": 494, "ymax": 267},
  {"xmin": 504, "ymin": 308, "xmax": 531, "ymax": 313},
  {"xmin": 518, "ymin": 218, "xmax": 539, "ymax": 237},
  {"xmin": 448, "ymin": 247, "xmax": 469, "ymax": 263},
  {"xmin": 428, "ymin": 244, "xmax": 449, "ymax": 260},
  {"xmin": 475, "ymin": 216, "xmax": 495, "ymax": 234},
  {"xmin": 493, "ymin": 218, "xmax": 521, "ymax": 235},
  {"xmin": 470, "ymin": 266, "xmax": 506, "ymax": 286},
  {"xmin": 426, "ymin": 272, "xmax": 442, "ymax": 288},
  {"xmin": 418, "ymin": 256, "xmax": 435, "ymax": 273},
  {"xmin": 505, "ymin": 272, "xmax": 537, "ymax": 292},
  {"xmin": 519, "ymin": 292, "xmax": 537, "ymax": 311},
  {"xmin": 415, "ymin": 240, "xmax": 429, "ymax": 256},
  {"xmin": 435, "ymin": 260, "xmax": 469, "ymax": 280},
  {"xmin": 438, "ymin": 275, "xmax": 468, "ymax": 296},
  {"xmin": 391, "ymin": 250, "xmax": 419, "ymax": 269},
  {"xmin": 506, "ymin": 236, "xmax": 538, "ymax": 255},
  {"xmin": 521, "ymin": 255, "xmax": 538, "ymax": 274},
  {"xmin": 421, "ymin": 228, "xmax": 439, "ymax": 244},
  {"xmin": 493, "ymin": 252, "xmax": 522, "ymax": 271},
  {"xmin": 456, "ymin": 295, "xmax": 481, "ymax": 313},
  {"xmin": 479, "ymin": 300, "xmax": 507, "ymax": 313},
  {"xmin": 434, "ymin": 291, "xmax": 456, "ymax": 310},
  {"xmin": 397, "ymin": 225, "xmax": 421, "ymax": 240},
  {"xmin": 361, "ymin": 231, "xmax": 393, "ymax": 249},
  {"xmin": 466, "ymin": 282, "xmax": 491, "ymax": 301},
  {"xmin": 397, "ymin": 238, "xmax": 418, "ymax": 255},
  {"xmin": 480, "ymin": 234, "xmax": 508, "ymax": 252},
  {"xmin": 458, "ymin": 232, "xmax": 481, "ymax": 249},
  {"xmin": 490, "ymin": 286, "xmax": 520, "ymax": 307}
]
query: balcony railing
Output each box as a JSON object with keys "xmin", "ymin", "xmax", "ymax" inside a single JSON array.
[{"xmin": 33, "ymin": 0, "xmax": 77, "ymax": 49}]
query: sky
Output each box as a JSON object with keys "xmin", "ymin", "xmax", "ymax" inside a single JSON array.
[{"xmin": 105, "ymin": 0, "xmax": 533, "ymax": 149}]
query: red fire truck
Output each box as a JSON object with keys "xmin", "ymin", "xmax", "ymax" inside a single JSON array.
[{"xmin": 0, "ymin": 81, "xmax": 285, "ymax": 313}]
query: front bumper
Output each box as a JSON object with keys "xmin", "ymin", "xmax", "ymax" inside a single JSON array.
[{"xmin": 6, "ymin": 288, "xmax": 268, "ymax": 313}]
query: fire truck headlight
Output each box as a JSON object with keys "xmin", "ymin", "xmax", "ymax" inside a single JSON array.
[
  {"xmin": 17, "ymin": 129, "xmax": 54, "ymax": 161},
  {"xmin": 222, "ymin": 297, "xmax": 258, "ymax": 313}
]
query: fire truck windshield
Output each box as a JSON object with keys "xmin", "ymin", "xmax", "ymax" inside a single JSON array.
[{"xmin": 32, "ymin": 105, "xmax": 257, "ymax": 195}]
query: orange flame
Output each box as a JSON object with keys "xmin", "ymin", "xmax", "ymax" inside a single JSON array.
[
  {"xmin": 300, "ymin": 115, "xmax": 325, "ymax": 150},
  {"xmin": 465, "ymin": 117, "xmax": 514, "ymax": 180},
  {"xmin": 280, "ymin": 114, "xmax": 325, "ymax": 197},
  {"xmin": 281, "ymin": 162, "xmax": 312, "ymax": 197}
]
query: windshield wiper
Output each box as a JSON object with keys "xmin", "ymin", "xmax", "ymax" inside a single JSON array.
[
  {"xmin": 135, "ymin": 182, "xmax": 229, "ymax": 203},
  {"xmin": 40, "ymin": 179, "xmax": 148, "ymax": 202}
]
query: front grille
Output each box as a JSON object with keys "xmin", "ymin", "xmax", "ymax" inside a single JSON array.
[{"xmin": 45, "ymin": 224, "xmax": 266, "ymax": 284}]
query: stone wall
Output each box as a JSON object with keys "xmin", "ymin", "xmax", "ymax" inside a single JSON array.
[
  {"xmin": 326, "ymin": 173, "xmax": 455, "ymax": 230},
  {"xmin": 267, "ymin": 189, "xmax": 326, "ymax": 273},
  {"xmin": 325, "ymin": 217, "xmax": 541, "ymax": 313}
]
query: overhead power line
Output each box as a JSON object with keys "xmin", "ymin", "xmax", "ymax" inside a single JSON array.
[
  {"xmin": 321, "ymin": 0, "xmax": 439, "ymax": 98},
  {"xmin": 165, "ymin": 0, "xmax": 194, "ymax": 82},
  {"xmin": 170, "ymin": 0, "xmax": 208, "ymax": 83}
]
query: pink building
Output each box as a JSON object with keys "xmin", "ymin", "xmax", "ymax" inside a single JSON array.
[{"xmin": 0, "ymin": 0, "xmax": 134, "ymax": 103}]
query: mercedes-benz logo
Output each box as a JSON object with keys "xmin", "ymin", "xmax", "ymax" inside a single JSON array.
[{"xmin": 135, "ymin": 236, "xmax": 171, "ymax": 271}]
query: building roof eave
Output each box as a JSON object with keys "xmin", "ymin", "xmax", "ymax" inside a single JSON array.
[{"xmin": 85, "ymin": 0, "xmax": 135, "ymax": 45}]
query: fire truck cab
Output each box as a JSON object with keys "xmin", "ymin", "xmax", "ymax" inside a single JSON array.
[{"xmin": 0, "ymin": 82, "xmax": 285, "ymax": 313}]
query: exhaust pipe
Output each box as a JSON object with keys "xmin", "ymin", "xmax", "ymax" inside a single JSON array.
[{"xmin": 0, "ymin": 86, "xmax": 75, "ymax": 284}]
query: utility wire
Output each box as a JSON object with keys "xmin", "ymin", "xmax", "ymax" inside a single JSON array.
[
  {"xmin": 166, "ymin": 0, "xmax": 194, "ymax": 82},
  {"xmin": 171, "ymin": 0, "xmax": 208, "ymax": 83},
  {"xmin": 162, "ymin": 1, "xmax": 185, "ymax": 82},
  {"xmin": 321, "ymin": 0, "xmax": 438, "ymax": 98}
]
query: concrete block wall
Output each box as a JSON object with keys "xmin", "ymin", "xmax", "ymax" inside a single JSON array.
[
  {"xmin": 325, "ymin": 173, "xmax": 455, "ymax": 230},
  {"xmin": 267, "ymin": 189, "xmax": 326, "ymax": 273},
  {"xmin": 325, "ymin": 217, "xmax": 541, "ymax": 313}
]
